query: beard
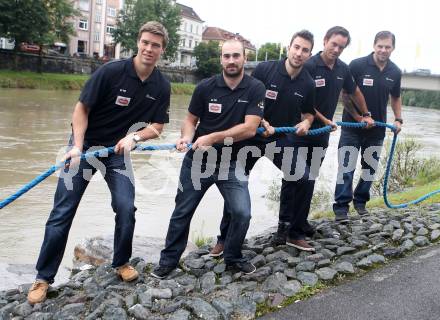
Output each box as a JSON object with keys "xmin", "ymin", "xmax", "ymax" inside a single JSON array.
[
  {"xmin": 223, "ymin": 64, "xmax": 243, "ymax": 78},
  {"xmin": 288, "ymin": 58, "xmax": 301, "ymax": 70}
]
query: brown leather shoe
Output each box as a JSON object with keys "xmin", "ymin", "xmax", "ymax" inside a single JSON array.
[
  {"xmin": 209, "ymin": 242, "xmax": 224, "ymax": 257},
  {"xmin": 116, "ymin": 264, "xmax": 139, "ymax": 282},
  {"xmin": 286, "ymin": 238, "xmax": 316, "ymax": 252},
  {"xmin": 27, "ymin": 280, "xmax": 49, "ymax": 304}
]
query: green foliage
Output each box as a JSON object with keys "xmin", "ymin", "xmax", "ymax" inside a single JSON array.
[
  {"xmin": 193, "ymin": 41, "xmax": 221, "ymax": 78},
  {"xmin": 372, "ymin": 136, "xmax": 440, "ymax": 195},
  {"xmin": 257, "ymin": 42, "xmax": 286, "ymax": 61},
  {"xmin": 247, "ymin": 51, "xmax": 256, "ymax": 62},
  {"xmin": 0, "ymin": 0, "xmax": 78, "ymax": 49},
  {"xmin": 112, "ymin": 0, "xmax": 181, "ymax": 60},
  {"xmin": 401, "ymin": 89, "xmax": 440, "ymax": 110}
]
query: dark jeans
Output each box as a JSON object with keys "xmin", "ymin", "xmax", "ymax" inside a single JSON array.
[
  {"xmin": 217, "ymin": 137, "xmax": 315, "ymax": 241},
  {"xmin": 159, "ymin": 153, "xmax": 252, "ymax": 266},
  {"xmin": 36, "ymin": 148, "xmax": 136, "ymax": 283},
  {"xmin": 333, "ymin": 128, "xmax": 384, "ymax": 215}
]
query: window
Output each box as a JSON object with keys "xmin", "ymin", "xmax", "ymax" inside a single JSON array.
[
  {"xmin": 106, "ymin": 25, "xmax": 115, "ymax": 34},
  {"xmin": 188, "ymin": 40, "xmax": 192, "ymax": 48},
  {"xmin": 79, "ymin": 19, "xmax": 88, "ymax": 30},
  {"xmin": 196, "ymin": 26, "xmax": 199, "ymax": 34},
  {"xmin": 96, "ymin": 0, "xmax": 102, "ymax": 4},
  {"xmin": 184, "ymin": 22, "xmax": 187, "ymax": 32},
  {"xmin": 108, "ymin": 7, "xmax": 117, "ymax": 17},
  {"xmin": 190, "ymin": 24, "xmax": 193, "ymax": 33},
  {"xmin": 95, "ymin": 12, "xmax": 101, "ymax": 23},
  {"xmin": 181, "ymin": 39, "xmax": 185, "ymax": 47},
  {"xmin": 94, "ymin": 32, "xmax": 100, "ymax": 42},
  {"xmin": 195, "ymin": 41, "xmax": 198, "ymax": 47},
  {"xmin": 79, "ymin": 0, "xmax": 89, "ymax": 11}
]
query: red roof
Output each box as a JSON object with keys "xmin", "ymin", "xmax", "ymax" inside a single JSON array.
[
  {"xmin": 176, "ymin": 3, "xmax": 204, "ymax": 22},
  {"xmin": 202, "ymin": 26, "xmax": 255, "ymax": 50}
]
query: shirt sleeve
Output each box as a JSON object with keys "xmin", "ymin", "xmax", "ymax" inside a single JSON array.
[
  {"xmin": 151, "ymin": 81, "xmax": 171, "ymax": 124},
  {"xmin": 251, "ymin": 63, "xmax": 265, "ymax": 82},
  {"xmin": 188, "ymin": 82, "xmax": 205, "ymax": 118},
  {"xmin": 343, "ymin": 65, "xmax": 357, "ymax": 95},
  {"xmin": 245, "ymin": 80, "xmax": 265, "ymax": 118},
  {"xmin": 301, "ymin": 80, "xmax": 316, "ymax": 115},
  {"xmin": 79, "ymin": 65, "xmax": 109, "ymax": 110},
  {"xmin": 391, "ymin": 71, "xmax": 402, "ymax": 98}
]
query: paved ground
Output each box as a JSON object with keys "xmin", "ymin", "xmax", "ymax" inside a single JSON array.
[{"xmin": 261, "ymin": 245, "xmax": 440, "ymax": 320}]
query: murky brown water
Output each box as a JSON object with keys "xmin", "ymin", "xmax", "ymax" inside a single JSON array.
[{"xmin": 0, "ymin": 89, "xmax": 439, "ymax": 278}]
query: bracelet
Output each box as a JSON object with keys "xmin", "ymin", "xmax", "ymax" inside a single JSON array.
[
  {"xmin": 395, "ymin": 118, "xmax": 403, "ymax": 124},
  {"xmin": 147, "ymin": 125, "xmax": 161, "ymax": 138},
  {"xmin": 362, "ymin": 112, "xmax": 371, "ymax": 117}
]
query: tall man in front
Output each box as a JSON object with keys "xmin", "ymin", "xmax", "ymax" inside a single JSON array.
[
  {"xmin": 151, "ymin": 39, "xmax": 266, "ymax": 278},
  {"xmin": 27, "ymin": 21, "xmax": 171, "ymax": 304},
  {"xmin": 333, "ymin": 31, "xmax": 403, "ymax": 221}
]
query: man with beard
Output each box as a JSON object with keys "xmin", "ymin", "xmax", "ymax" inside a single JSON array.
[
  {"xmin": 278, "ymin": 26, "xmax": 373, "ymax": 236},
  {"xmin": 209, "ymin": 30, "xmax": 317, "ymax": 256},
  {"xmin": 333, "ymin": 31, "xmax": 402, "ymax": 221},
  {"xmin": 151, "ymin": 39, "xmax": 266, "ymax": 278}
]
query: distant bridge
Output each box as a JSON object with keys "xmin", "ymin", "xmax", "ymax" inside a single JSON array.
[{"xmin": 244, "ymin": 63, "xmax": 440, "ymax": 91}]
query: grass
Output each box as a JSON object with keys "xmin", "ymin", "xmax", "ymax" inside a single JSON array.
[{"xmin": 0, "ymin": 69, "xmax": 195, "ymax": 94}]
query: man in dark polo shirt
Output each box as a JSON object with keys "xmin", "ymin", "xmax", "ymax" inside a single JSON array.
[
  {"xmin": 279, "ymin": 26, "xmax": 373, "ymax": 235},
  {"xmin": 27, "ymin": 21, "xmax": 171, "ymax": 304},
  {"xmin": 333, "ymin": 31, "xmax": 402, "ymax": 221},
  {"xmin": 209, "ymin": 30, "xmax": 317, "ymax": 255},
  {"xmin": 151, "ymin": 39, "xmax": 265, "ymax": 278}
]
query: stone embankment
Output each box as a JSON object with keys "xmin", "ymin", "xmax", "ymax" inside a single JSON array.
[{"xmin": 1, "ymin": 204, "xmax": 440, "ymax": 320}]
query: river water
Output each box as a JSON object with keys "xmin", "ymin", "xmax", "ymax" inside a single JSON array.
[{"xmin": 0, "ymin": 89, "xmax": 439, "ymax": 288}]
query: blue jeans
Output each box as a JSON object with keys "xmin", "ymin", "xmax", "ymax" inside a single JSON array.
[
  {"xmin": 217, "ymin": 137, "xmax": 315, "ymax": 241},
  {"xmin": 333, "ymin": 129, "xmax": 384, "ymax": 215},
  {"xmin": 159, "ymin": 153, "xmax": 251, "ymax": 266},
  {"xmin": 36, "ymin": 147, "xmax": 136, "ymax": 283}
]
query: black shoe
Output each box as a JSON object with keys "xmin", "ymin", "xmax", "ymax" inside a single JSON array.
[
  {"xmin": 226, "ymin": 261, "xmax": 256, "ymax": 274},
  {"xmin": 150, "ymin": 265, "xmax": 175, "ymax": 279},
  {"xmin": 335, "ymin": 213, "xmax": 349, "ymax": 223},
  {"xmin": 354, "ymin": 205, "xmax": 369, "ymax": 216},
  {"xmin": 271, "ymin": 222, "xmax": 289, "ymax": 245}
]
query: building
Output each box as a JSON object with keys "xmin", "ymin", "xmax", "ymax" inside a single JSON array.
[
  {"xmin": 202, "ymin": 27, "xmax": 256, "ymax": 57},
  {"xmin": 173, "ymin": 3, "xmax": 204, "ymax": 67},
  {"xmin": 69, "ymin": 0, "xmax": 123, "ymax": 58}
]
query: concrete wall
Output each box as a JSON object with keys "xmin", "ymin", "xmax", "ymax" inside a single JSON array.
[{"xmin": 0, "ymin": 50, "xmax": 200, "ymax": 83}]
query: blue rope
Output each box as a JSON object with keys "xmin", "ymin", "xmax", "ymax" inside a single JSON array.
[{"xmin": 1, "ymin": 122, "xmax": 439, "ymax": 209}]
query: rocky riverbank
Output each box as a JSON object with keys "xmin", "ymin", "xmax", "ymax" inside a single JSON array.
[{"xmin": 1, "ymin": 204, "xmax": 440, "ymax": 320}]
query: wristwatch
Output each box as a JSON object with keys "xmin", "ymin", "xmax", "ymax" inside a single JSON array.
[
  {"xmin": 395, "ymin": 118, "xmax": 403, "ymax": 124},
  {"xmin": 132, "ymin": 133, "xmax": 142, "ymax": 143},
  {"xmin": 362, "ymin": 112, "xmax": 371, "ymax": 117}
]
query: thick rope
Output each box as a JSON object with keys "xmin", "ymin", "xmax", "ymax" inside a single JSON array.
[{"xmin": 1, "ymin": 122, "xmax": 438, "ymax": 209}]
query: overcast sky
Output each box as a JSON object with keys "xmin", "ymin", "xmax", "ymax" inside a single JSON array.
[{"xmin": 179, "ymin": 0, "xmax": 439, "ymax": 74}]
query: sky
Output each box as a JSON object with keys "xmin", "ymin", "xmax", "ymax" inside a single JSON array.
[{"xmin": 179, "ymin": 0, "xmax": 439, "ymax": 74}]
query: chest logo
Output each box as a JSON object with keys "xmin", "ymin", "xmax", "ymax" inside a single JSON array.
[
  {"xmin": 315, "ymin": 79, "xmax": 326, "ymax": 87},
  {"xmin": 363, "ymin": 78, "xmax": 374, "ymax": 86},
  {"xmin": 115, "ymin": 96, "xmax": 131, "ymax": 106},
  {"xmin": 265, "ymin": 90, "xmax": 278, "ymax": 100},
  {"xmin": 294, "ymin": 92, "xmax": 304, "ymax": 98},
  {"xmin": 237, "ymin": 99, "xmax": 249, "ymax": 103},
  {"xmin": 209, "ymin": 103, "xmax": 222, "ymax": 113},
  {"xmin": 337, "ymin": 76, "xmax": 344, "ymax": 80},
  {"xmin": 146, "ymin": 94, "xmax": 157, "ymax": 100}
]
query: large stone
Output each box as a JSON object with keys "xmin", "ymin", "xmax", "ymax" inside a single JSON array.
[
  {"xmin": 200, "ymin": 272, "xmax": 216, "ymax": 294},
  {"xmin": 184, "ymin": 298, "xmax": 220, "ymax": 320},
  {"xmin": 102, "ymin": 306, "xmax": 127, "ymax": 320},
  {"xmin": 128, "ymin": 304, "xmax": 151, "ymax": 320},
  {"xmin": 53, "ymin": 303, "xmax": 86, "ymax": 320},
  {"xmin": 280, "ymin": 280, "xmax": 302, "ymax": 296},
  {"xmin": 392, "ymin": 229, "xmax": 404, "ymax": 241},
  {"xmin": 261, "ymin": 273, "xmax": 287, "ymax": 293},
  {"xmin": 211, "ymin": 298, "xmax": 233, "ymax": 320},
  {"xmin": 367, "ymin": 254, "xmax": 386, "ymax": 264},
  {"xmin": 146, "ymin": 288, "xmax": 173, "ymax": 299},
  {"xmin": 401, "ymin": 239, "xmax": 415, "ymax": 252},
  {"xmin": 337, "ymin": 246, "xmax": 357, "ymax": 256},
  {"xmin": 296, "ymin": 272, "xmax": 318, "ymax": 286},
  {"xmin": 414, "ymin": 236, "xmax": 430, "ymax": 247},
  {"xmin": 296, "ymin": 261, "xmax": 316, "ymax": 272},
  {"xmin": 232, "ymin": 296, "xmax": 256, "ymax": 320},
  {"xmin": 334, "ymin": 262, "xmax": 355, "ymax": 274},
  {"xmin": 315, "ymin": 267, "xmax": 337, "ymax": 280},
  {"xmin": 169, "ymin": 309, "xmax": 191, "ymax": 320},
  {"xmin": 430, "ymin": 230, "xmax": 440, "ymax": 241}
]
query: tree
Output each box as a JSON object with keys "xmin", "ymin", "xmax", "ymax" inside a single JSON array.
[
  {"xmin": 113, "ymin": 0, "xmax": 181, "ymax": 60},
  {"xmin": 193, "ymin": 41, "xmax": 221, "ymax": 78},
  {"xmin": 257, "ymin": 42, "xmax": 286, "ymax": 61},
  {"xmin": 247, "ymin": 51, "xmax": 256, "ymax": 62}
]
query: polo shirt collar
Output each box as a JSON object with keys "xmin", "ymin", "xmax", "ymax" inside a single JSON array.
[
  {"xmin": 367, "ymin": 52, "xmax": 391, "ymax": 72},
  {"xmin": 316, "ymin": 51, "xmax": 342, "ymax": 69},
  {"xmin": 278, "ymin": 58, "xmax": 307, "ymax": 80},
  {"xmin": 126, "ymin": 56, "xmax": 158, "ymax": 83},
  {"xmin": 216, "ymin": 73, "xmax": 250, "ymax": 89}
]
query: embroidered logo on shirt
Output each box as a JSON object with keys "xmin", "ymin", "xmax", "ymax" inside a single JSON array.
[
  {"xmin": 146, "ymin": 94, "xmax": 157, "ymax": 100},
  {"xmin": 208, "ymin": 103, "xmax": 222, "ymax": 113},
  {"xmin": 115, "ymin": 96, "xmax": 131, "ymax": 106},
  {"xmin": 385, "ymin": 77, "xmax": 394, "ymax": 82},
  {"xmin": 294, "ymin": 92, "xmax": 304, "ymax": 98},
  {"xmin": 270, "ymin": 84, "xmax": 277, "ymax": 88},
  {"xmin": 119, "ymin": 89, "xmax": 127, "ymax": 93},
  {"xmin": 315, "ymin": 79, "xmax": 326, "ymax": 87},
  {"xmin": 258, "ymin": 100, "xmax": 265, "ymax": 110},
  {"xmin": 337, "ymin": 76, "xmax": 344, "ymax": 80},
  {"xmin": 237, "ymin": 99, "xmax": 249, "ymax": 103},
  {"xmin": 363, "ymin": 78, "xmax": 374, "ymax": 86},
  {"xmin": 265, "ymin": 90, "xmax": 278, "ymax": 100}
]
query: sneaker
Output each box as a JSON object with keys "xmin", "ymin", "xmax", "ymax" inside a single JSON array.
[
  {"xmin": 335, "ymin": 213, "xmax": 349, "ymax": 223},
  {"xmin": 354, "ymin": 205, "xmax": 369, "ymax": 216},
  {"xmin": 209, "ymin": 242, "xmax": 224, "ymax": 257},
  {"xmin": 116, "ymin": 264, "xmax": 139, "ymax": 282},
  {"xmin": 150, "ymin": 265, "xmax": 175, "ymax": 279},
  {"xmin": 286, "ymin": 238, "xmax": 316, "ymax": 252},
  {"xmin": 226, "ymin": 261, "xmax": 256, "ymax": 274},
  {"xmin": 27, "ymin": 280, "xmax": 49, "ymax": 304},
  {"xmin": 303, "ymin": 222, "xmax": 316, "ymax": 238},
  {"xmin": 271, "ymin": 221, "xmax": 290, "ymax": 245}
]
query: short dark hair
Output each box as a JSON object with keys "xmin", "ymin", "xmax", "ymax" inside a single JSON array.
[
  {"xmin": 137, "ymin": 21, "xmax": 169, "ymax": 48},
  {"xmin": 324, "ymin": 26, "xmax": 351, "ymax": 47},
  {"xmin": 290, "ymin": 29, "xmax": 314, "ymax": 51},
  {"xmin": 222, "ymin": 39, "xmax": 246, "ymax": 55},
  {"xmin": 374, "ymin": 31, "xmax": 396, "ymax": 47}
]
